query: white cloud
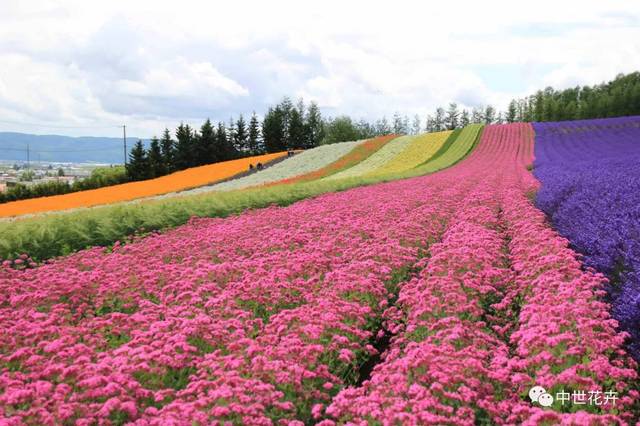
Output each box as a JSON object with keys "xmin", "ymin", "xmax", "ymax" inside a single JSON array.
[
  {"xmin": 0, "ymin": 0, "xmax": 638, "ymax": 137},
  {"xmin": 114, "ymin": 58, "xmax": 248, "ymax": 102}
]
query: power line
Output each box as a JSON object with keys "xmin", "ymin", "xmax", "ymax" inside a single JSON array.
[{"xmin": 123, "ymin": 125, "xmax": 127, "ymax": 165}]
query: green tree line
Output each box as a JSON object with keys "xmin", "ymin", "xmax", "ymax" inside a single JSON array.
[
  {"xmin": 504, "ymin": 72, "xmax": 640, "ymax": 123},
  {"xmin": 125, "ymin": 98, "xmax": 408, "ymax": 181},
  {"xmin": 422, "ymin": 72, "xmax": 640, "ymax": 129}
]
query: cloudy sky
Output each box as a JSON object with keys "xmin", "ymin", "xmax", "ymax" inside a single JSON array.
[{"xmin": 0, "ymin": 0, "xmax": 639, "ymax": 138}]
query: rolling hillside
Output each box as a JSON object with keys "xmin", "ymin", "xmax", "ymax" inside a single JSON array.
[{"xmin": 2, "ymin": 120, "xmax": 638, "ymax": 424}]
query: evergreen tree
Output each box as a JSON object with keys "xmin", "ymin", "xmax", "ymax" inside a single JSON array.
[
  {"xmin": 541, "ymin": 87, "xmax": 556, "ymax": 121},
  {"xmin": 411, "ymin": 114, "xmax": 421, "ymax": 135},
  {"xmin": 445, "ymin": 103, "xmax": 460, "ymax": 130},
  {"xmin": 147, "ymin": 137, "xmax": 165, "ymax": 177},
  {"xmin": 507, "ymin": 100, "xmax": 517, "ymax": 123},
  {"xmin": 126, "ymin": 140, "xmax": 150, "ymax": 181},
  {"xmin": 356, "ymin": 119, "xmax": 375, "ymax": 138},
  {"xmin": 248, "ymin": 112, "xmax": 262, "ymax": 154},
  {"xmin": 484, "ymin": 105, "xmax": 496, "ymax": 124},
  {"xmin": 434, "ymin": 108, "xmax": 446, "ymax": 131},
  {"xmin": 375, "ymin": 117, "xmax": 391, "ymax": 135},
  {"xmin": 160, "ymin": 128, "xmax": 175, "ymax": 172},
  {"xmin": 392, "ymin": 112, "xmax": 404, "ymax": 134},
  {"xmin": 234, "ymin": 115, "xmax": 248, "ymax": 153},
  {"xmin": 516, "ymin": 99, "xmax": 527, "ymax": 122},
  {"xmin": 227, "ymin": 117, "xmax": 236, "ymax": 152},
  {"xmin": 305, "ymin": 101, "xmax": 324, "ymax": 148},
  {"xmin": 471, "ymin": 107, "xmax": 484, "ymax": 124},
  {"xmin": 460, "ymin": 109, "xmax": 470, "ymax": 127},
  {"xmin": 262, "ymin": 106, "xmax": 286, "ymax": 152},
  {"xmin": 174, "ymin": 123, "xmax": 194, "ymax": 170},
  {"xmin": 198, "ymin": 119, "xmax": 217, "ymax": 163},
  {"xmin": 425, "ymin": 115, "xmax": 436, "ymax": 132},
  {"xmin": 524, "ymin": 97, "xmax": 535, "ymax": 122},
  {"xmin": 215, "ymin": 121, "xmax": 237, "ymax": 161},
  {"xmin": 533, "ymin": 90, "xmax": 545, "ymax": 121},
  {"xmin": 279, "ymin": 97, "xmax": 294, "ymax": 149},
  {"xmin": 288, "ymin": 105, "xmax": 305, "ymax": 149}
]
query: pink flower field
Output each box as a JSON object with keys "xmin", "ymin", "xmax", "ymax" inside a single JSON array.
[{"xmin": 1, "ymin": 123, "xmax": 638, "ymax": 425}]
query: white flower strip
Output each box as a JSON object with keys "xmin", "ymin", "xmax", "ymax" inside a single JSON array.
[
  {"xmin": 180, "ymin": 139, "xmax": 366, "ymax": 194},
  {"xmin": 324, "ymin": 135, "xmax": 415, "ymax": 180}
]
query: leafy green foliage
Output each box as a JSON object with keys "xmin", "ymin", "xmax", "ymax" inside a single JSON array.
[{"xmin": 509, "ymin": 71, "xmax": 640, "ymax": 122}]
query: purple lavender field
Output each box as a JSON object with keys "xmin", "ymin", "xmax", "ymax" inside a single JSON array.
[{"xmin": 533, "ymin": 116, "xmax": 640, "ymax": 360}]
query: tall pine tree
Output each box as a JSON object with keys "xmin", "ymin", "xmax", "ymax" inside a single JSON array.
[
  {"xmin": 160, "ymin": 128, "xmax": 175, "ymax": 173},
  {"xmin": 392, "ymin": 112, "xmax": 404, "ymax": 134},
  {"xmin": 262, "ymin": 106, "xmax": 286, "ymax": 152},
  {"xmin": 460, "ymin": 109, "xmax": 470, "ymax": 127},
  {"xmin": 288, "ymin": 103, "xmax": 305, "ymax": 149},
  {"xmin": 174, "ymin": 123, "xmax": 194, "ymax": 170},
  {"xmin": 198, "ymin": 119, "xmax": 217, "ymax": 163},
  {"xmin": 376, "ymin": 117, "xmax": 391, "ymax": 135},
  {"xmin": 506, "ymin": 100, "xmax": 517, "ymax": 123},
  {"xmin": 484, "ymin": 105, "xmax": 496, "ymax": 124},
  {"xmin": 234, "ymin": 115, "xmax": 248, "ymax": 153},
  {"xmin": 411, "ymin": 114, "xmax": 421, "ymax": 135},
  {"xmin": 445, "ymin": 103, "xmax": 460, "ymax": 130},
  {"xmin": 147, "ymin": 137, "xmax": 165, "ymax": 178},
  {"xmin": 126, "ymin": 140, "xmax": 150, "ymax": 181},
  {"xmin": 215, "ymin": 121, "xmax": 237, "ymax": 161},
  {"xmin": 434, "ymin": 108, "xmax": 446, "ymax": 131},
  {"xmin": 305, "ymin": 101, "xmax": 324, "ymax": 148},
  {"xmin": 248, "ymin": 112, "xmax": 262, "ymax": 154}
]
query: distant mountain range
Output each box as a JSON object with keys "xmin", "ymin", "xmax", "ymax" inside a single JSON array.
[{"xmin": 0, "ymin": 132, "xmax": 149, "ymax": 164}]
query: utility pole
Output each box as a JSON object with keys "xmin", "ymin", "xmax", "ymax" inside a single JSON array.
[
  {"xmin": 26, "ymin": 143, "xmax": 30, "ymax": 169},
  {"xmin": 123, "ymin": 125, "xmax": 127, "ymax": 165}
]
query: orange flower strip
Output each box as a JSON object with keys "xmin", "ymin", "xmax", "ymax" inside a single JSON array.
[
  {"xmin": 267, "ymin": 135, "xmax": 397, "ymax": 186},
  {"xmin": 0, "ymin": 152, "xmax": 287, "ymax": 218}
]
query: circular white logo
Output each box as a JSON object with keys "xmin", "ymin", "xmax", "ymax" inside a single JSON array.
[
  {"xmin": 529, "ymin": 385, "xmax": 554, "ymax": 407},
  {"xmin": 538, "ymin": 393, "xmax": 554, "ymax": 407},
  {"xmin": 528, "ymin": 386, "xmax": 546, "ymax": 402}
]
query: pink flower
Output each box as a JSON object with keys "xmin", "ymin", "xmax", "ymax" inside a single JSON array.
[
  {"xmin": 338, "ymin": 349, "xmax": 354, "ymax": 362},
  {"xmin": 312, "ymin": 403, "xmax": 324, "ymax": 419}
]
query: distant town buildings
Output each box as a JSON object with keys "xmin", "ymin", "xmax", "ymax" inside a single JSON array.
[{"xmin": 0, "ymin": 163, "xmax": 91, "ymax": 193}]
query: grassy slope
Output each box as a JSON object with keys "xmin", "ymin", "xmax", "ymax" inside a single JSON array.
[
  {"xmin": 415, "ymin": 124, "xmax": 483, "ymax": 173},
  {"xmin": 0, "ymin": 126, "xmax": 482, "ymax": 261},
  {"xmin": 419, "ymin": 128, "xmax": 462, "ymax": 166}
]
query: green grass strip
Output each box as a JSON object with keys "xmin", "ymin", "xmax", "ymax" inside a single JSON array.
[
  {"xmin": 414, "ymin": 124, "xmax": 483, "ymax": 174},
  {"xmin": 417, "ymin": 128, "xmax": 462, "ymax": 167}
]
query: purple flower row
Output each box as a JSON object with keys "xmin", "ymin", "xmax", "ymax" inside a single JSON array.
[{"xmin": 533, "ymin": 116, "xmax": 640, "ymax": 360}]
